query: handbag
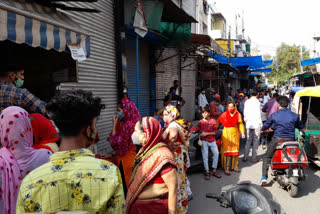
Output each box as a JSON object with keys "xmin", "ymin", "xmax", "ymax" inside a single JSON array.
[{"xmin": 198, "ymin": 137, "xmax": 203, "ymax": 147}]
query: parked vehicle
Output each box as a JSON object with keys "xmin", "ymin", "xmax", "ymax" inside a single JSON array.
[
  {"xmin": 271, "ymin": 141, "xmax": 308, "ymax": 197},
  {"xmin": 291, "ymin": 86, "xmax": 320, "ymax": 167},
  {"xmin": 206, "ymin": 182, "xmax": 285, "ymax": 214}
]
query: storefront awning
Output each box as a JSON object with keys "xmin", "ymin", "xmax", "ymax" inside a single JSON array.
[{"xmin": 0, "ymin": 0, "xmax": 90, "ymax": 57}]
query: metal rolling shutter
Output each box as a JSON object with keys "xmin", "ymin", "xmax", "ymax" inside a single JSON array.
[
  {"xmin": 59, "ymin": 0, "xmax": 116, "ymax": 153},
  {"xmin": 126, "ymin": 37, "xmax": 150, "ymax": 116}
]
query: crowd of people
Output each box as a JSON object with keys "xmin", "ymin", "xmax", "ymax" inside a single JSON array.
[
  {"xmin": 0, "ymin": 64, "xmax": 304, "ymax": 214},
  {"xmin": 0, "ymin": 67, "xmax": 195, "ymax": 213},
  {"xmin": 193, "ymin": 87, "xmax": 303, "ymax": 188}
]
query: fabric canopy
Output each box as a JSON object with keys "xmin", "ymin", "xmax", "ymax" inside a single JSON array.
[
  {"xmin": 208, "ymin": 53, "xmax": 265, "ymax": 67},
  {"xmin": 295, "ymin": 86, "xmax": 320, "ymax": 98},
  {"xmin": 0, "ymin": 0, "xmax": 90, "ymax": 57},
  {"xmin": 250, "ymin": 68, "xmax": 272, "ymax": 73},
  {"xmin": 250, "ymin": 60, "xmax": 273, "ymax": 69},
  {"xmin": 300, "ymin": 57, "xmax": 320, "ymax": 66}
]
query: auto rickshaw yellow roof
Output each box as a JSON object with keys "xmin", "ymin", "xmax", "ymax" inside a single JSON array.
[{"xmin": 295, "ymin": 86, "xmax": 320, "ymax": 97}]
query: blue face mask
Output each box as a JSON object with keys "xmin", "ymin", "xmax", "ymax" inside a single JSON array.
[{"xmin": 117, "ymin": 112, "xmax": 125, "ymax": 120}]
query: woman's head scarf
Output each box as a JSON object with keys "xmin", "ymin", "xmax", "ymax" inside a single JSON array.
[
  {"xmin": 218, "ymin": 102, "xmax": 239, "ymax": 128},
  {"xmin": 126, "ymin": 117, "xmax": 176, "ymax": 213},
  {"xmin": 29, "ymin": 113, "xmax": 59, "ymax": 153},
  {"xmin": 0, "ymin": 107, "xmax": 52, "ymax": 178},
  {"xmin": 162, "ymin": 105, "xmax": 190, "ymax": 145},
  {"xmin": 0, "ymin": 107, "xmax": 51, "ymax": 213},
  {"xmin": 109, "ymin": 97, "xmax": 141, "ymax": 156}
]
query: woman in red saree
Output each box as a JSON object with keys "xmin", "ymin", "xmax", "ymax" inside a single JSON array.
[
  {"xmin": 29, "ymin": 113, "xmax": 59, "ymax": 153},
  {"xmin": 126, "ymin": 117, "xmax": 177, "ymax": 214},
  {"xmin": 109, "ymin": 97, "xmax": 141, "ymax": 188}
]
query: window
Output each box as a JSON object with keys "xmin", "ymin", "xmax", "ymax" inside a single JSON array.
[
  {"xmin": 203, "ymin": 22, "xmax": 208, "ymax": 34},
  {"xmin": 211, "ymin": 15, "xmax": 215, "ymax": 30}
]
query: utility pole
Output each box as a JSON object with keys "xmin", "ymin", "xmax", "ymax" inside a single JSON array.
[
  {"xmin": 227, "ymin": 26, "xmax": 231, "ymax": 65},
  {"xmin": 300, "ymin": 46, "xmax": 303, "ymax": 73}
]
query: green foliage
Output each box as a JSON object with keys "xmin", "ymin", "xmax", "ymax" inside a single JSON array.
[{"xmin": 268, "ymin": 43, "xmax": 310, "ymax": 85}]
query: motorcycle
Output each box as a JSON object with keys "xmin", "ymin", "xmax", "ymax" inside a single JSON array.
[
  {"xmin": 206, "ymin": 182, "xmax": 285, "ymax": 214},
  {"xmin": 270, "ymin": 140, "xmax": 308, "ymax": 197}
]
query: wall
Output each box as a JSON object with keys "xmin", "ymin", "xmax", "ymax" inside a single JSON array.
[
  {"xmin": 216, "ymin": 40, "xmax": 235, "ymax": 57},
  {"xmin": 155, "ymin": 48, "xmax": 180, "ymax": 109},
  {"xmin": 191, "ymin": 0, "xmax": 209, "ymax": 35},
  {"xmin": 180, "ymin": 57, "xmax": 197, "ymax": 121}
]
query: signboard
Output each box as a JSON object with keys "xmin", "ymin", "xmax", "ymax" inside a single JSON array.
[{"xmin": 67, "ymin": 44, "xmax": 87, "ymax": 61}]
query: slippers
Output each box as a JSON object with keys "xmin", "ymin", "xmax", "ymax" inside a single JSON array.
[
  {"xmin": 233, "ymin": 168, "xmax": 241, "ymax": 173},
  {"xmin": 204, "ymin": 172, "xmax": 210, "ymax": 180},
  {"xmin": 224, "ymin": 170, "xmax": 231, "ymax": 176},
  {"xmin": 212, "ymin": 171, "xmax": 222, "ymax": 178}
]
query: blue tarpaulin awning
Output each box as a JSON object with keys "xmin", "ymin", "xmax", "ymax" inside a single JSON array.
[
  {"xmin": 250, "ymin": 68, "xmax": 272, "ymax": 73},
  {"xmin": 250, "ymin": 60, "xmax": 273, "ymax": 69},
  {"xmin": 208, "ymin": 53, "xmax": 272, "ymax": 69},
  {"xmin": 301, "ymin": 57, "xmax": 320, "ymax": 66}
]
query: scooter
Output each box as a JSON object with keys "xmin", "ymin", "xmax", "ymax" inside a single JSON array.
[
  {"xmin": 206, "ymin": 182, "xmax": 285, "ymax": 214},
  {"xmin": 271, "ymin": 140, "xmax": 308, "ymax": 197}
]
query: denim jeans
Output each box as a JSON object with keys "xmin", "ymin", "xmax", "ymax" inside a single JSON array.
[{"xmin": 201, "ymin": 140, "xmax": 219, "ymax": 171}]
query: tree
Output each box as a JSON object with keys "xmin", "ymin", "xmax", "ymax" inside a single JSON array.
[
  {"xmin": 268, "ymin": 43, "xmax": 311, "ymax": 85},
  {"xmin": 263, "ymin": 54, "xmax": 272, "ymax": 61}
]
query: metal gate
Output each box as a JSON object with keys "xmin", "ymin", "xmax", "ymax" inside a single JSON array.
[
  {"xmin": 126, "ymin": 37, "xmax": 150, "ymax": 116},
  {"xmin": 60, "ymin": 0, "xmax": 117, "ymax": 153}
]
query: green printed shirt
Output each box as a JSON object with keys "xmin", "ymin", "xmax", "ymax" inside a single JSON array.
[{"xmin": 16, "ymin": 149, "xmax": 125, "ymax": 214}]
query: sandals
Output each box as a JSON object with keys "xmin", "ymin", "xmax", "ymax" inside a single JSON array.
[
  {"xmin": 233, "ymin": 168, "xmax": 241, "ymax": 173},
  {"xmin": 204, "ymin": 172, "xmax": 210, "ymax": 180},
  {"xmin": 212, "ymin": 170, "xmax": 222, "ymax": 178},
  {"xmin": 224, "ymin": 170, "xmax": 231, "ymax": 176}
]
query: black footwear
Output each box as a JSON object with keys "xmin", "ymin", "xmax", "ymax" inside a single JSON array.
[{"xmin": 242, "ymin": 158, "xmax": 248, "ymax": 162}]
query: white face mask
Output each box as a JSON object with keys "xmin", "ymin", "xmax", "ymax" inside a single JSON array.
[{"xmin": 131, "ymin": 132, "xmax": 141, "ymax": 145}]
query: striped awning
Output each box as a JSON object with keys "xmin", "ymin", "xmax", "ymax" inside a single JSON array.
[{"xmin": 0, "ymin": 0, "xmax": 90, "ymax": 57}]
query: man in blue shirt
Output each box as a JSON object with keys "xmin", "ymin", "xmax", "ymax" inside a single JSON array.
[{"xmin": 260, "ymin": 96, "xmax": 303, "ymax": 186}]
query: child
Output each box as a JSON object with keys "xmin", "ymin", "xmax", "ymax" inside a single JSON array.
[
  {"xmin": 198, "ymin": 105, "xmax": 222, "ymax": 180},
  {"xmin": 153, "ymin": 109, "xmax": 165, "ymax": 128}
]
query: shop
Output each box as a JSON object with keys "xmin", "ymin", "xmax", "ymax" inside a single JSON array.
[{"xmin": 0, "ymin": 0, "xmax": 117, "ymax": 154}]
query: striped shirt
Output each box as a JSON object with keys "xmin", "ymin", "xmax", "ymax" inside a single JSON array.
[{"xmin": 0, "ymin": 81, "xmax": 46, "ymax": 115}]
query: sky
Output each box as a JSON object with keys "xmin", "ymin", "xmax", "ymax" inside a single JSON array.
[{"xmin": 209, "ymin": 0, "xmax": 320, "ymax": 57}]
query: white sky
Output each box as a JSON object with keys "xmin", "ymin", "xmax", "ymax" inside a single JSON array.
[{"xmin": 209, "ymin": 0, "xmax": 320, "ymax": 57}]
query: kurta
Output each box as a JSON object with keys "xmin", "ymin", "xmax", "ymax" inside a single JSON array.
[{"xmin": 218, "ymin": 114, "xmax": 245, "ymax": 170}]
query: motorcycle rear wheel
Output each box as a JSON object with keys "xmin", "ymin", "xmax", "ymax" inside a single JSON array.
[{"xmin": 288, "ymin": 183, "xmax": 299, "ymax": 197}]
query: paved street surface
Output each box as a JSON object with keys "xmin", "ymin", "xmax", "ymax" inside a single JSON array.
[{"xmin": 188, "ymin": 145, "xmax": 320, "ymax": 214}]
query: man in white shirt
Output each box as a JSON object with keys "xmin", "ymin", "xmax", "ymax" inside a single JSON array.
[
  {"xmin": 243, "ymin": 90, "xmax": 262, "ymax": 162},
  {"xmin": 198, "ymin": 90, "xmax": 208, "ymax": 108}
]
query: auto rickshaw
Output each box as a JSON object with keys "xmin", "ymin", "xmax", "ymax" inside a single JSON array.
[{"xmin": 292, "ymin": 86, "xmax": 320, "ymax": 167}]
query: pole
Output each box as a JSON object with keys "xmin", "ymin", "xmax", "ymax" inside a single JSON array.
[
  {"xmin": 136, "ymin": 34, "xmax": 139, "ymax": 108},
  {"xmin": 300, "ymin": 46, "xmax": 303, "ymax": 74},
  {"xmin": 227, "ymin": 26, "xmax": 231, "ymax": 65}
]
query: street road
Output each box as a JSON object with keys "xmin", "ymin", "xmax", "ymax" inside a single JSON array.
[{"xmin": 188, "ymin": 145, "xmax": 320, "ymax": 214}]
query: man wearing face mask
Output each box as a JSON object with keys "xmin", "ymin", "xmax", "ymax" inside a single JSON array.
[
  {"xmin": 17, "ymin": 90, "xmax": 126, "ymax": 213},
  {"xmin": 0, "ymin": 65, "xmax": 46, "ymax": 115}
]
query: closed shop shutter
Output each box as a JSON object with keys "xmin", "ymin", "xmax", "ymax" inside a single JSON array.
[
  {"xmin": 59, "ymin": 0, "xmax": 116, "ymax": 153},
  {"xmin": 126, "ymin": 37, "xmax": 150, "ymax": 116}
]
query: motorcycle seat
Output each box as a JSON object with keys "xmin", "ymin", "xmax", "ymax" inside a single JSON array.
[{"xmin": 276, "ymin": 141, "xmax": 300, "ymax": 150}]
